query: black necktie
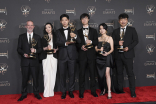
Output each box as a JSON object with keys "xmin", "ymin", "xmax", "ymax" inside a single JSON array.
[
  {"xmin": 29, "ymin": 34, "xmax": 31, "ymax": 44},
  {"xmin": 121, "ymin": 28, "xmax": 125, "ymax": 35},
  {"xmin": 83, "ymin": 28, "xmax": 88, "ymax": 30}
]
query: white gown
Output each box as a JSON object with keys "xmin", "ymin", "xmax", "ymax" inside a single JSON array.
[{"xmin": 42, "ymin": 39, "xmax": 57, "ymax": 97}]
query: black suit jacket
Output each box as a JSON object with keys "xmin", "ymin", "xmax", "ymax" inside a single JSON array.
[
  {"xmin": 112, "ymin": 26, "xmax": 139, "ymax": 59},
  {"xmin": 39, "ymin": 33, "xmax": 58, "ymax": 60},
  {"xmin": 17, "ymin": 33, "xmax": 42, "ymax": 66},
  {"xmin": 55, "ymin": 27, "xmax": 81, "ymax": 60},
  {"xmin": 77, "ymin": 27, "xmax": 98, "ymax": 60}
]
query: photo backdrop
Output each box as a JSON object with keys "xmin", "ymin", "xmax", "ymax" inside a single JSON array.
[{"xmin": 0, "ymin": 0, "xmax": 156, "ymax": 95}]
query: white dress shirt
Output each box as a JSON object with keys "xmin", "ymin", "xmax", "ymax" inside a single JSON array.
[
  {"xmin": 63, "ymin": 27, "xmax": 69, "ymax": 40},
  {"xmin": 27, "ymin": 32, "xmax": 33, "ymax": 43},
  {"xmin": 119, "ymin": 26, "xmax": 127, "ymax": 52},
  {"xmin": 120, "ymin": 26, "xmax": 127, "ymax": 36},
  {"xmin": 27, "ymin": 32, "xmax": 36, "ymax": 53},
  {"xmin": 82, "ymin": 26, "xmax": 92, "ymax": 44},
  {"xmin": 63, "ymin": 27, "xmax": 77, "ymax": 46}
]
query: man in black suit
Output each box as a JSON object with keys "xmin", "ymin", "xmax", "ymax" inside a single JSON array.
[
  {"xmin": 56, "ymin": 14, "xmax": 81, "ymax": 99},
  {"xmin": 17, "ymin": 20, "xmax": 42, "ymax": 101},
  {"xmin": 77, "ymin": 13, "xmax": 98, "ymax": 98},
  {"xmin": 112, "ymin": 13, "xmax": 138, "ymax": 98}
]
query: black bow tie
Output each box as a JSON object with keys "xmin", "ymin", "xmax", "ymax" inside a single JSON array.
[{"xmin": 83, "ymin": 28, "xmax": 88, "ymax": 30}]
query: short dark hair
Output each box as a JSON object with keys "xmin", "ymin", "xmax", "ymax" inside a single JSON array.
[
  {"xmin": 43, "ymin": 22, "xmax": 54, "ymax": 35},
  {"xmin": 60, "ymin": 14, "xmax": 69, "ymax": 21},
  {"xmin": 98, "ymin": 23, "xmax": 108, "ymax": 32},
  {"xmin": 80, "ymin": 13, "xmax": 90, "ymax": 20},
  {"xmin": 118, "ymin": 13, "xmax": 129, "ymax": 20}
]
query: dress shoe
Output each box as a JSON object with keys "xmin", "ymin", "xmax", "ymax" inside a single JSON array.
[
  {"xmin": 69, "ymin": 91, "xmax": 74, "ymax": 98},
  {"xmin": 79, "ymin": 93, "xmax": 84, "ymax": 98},
  {"xmin": 99, "ymin": 90, "xmax": 105, "ymax": 96},
  {"xmin": 61, "ymin": 92, "xmax": 66, "ymax": 99},
  {"xmin": 107, "ymin": 91, "xmax": 112, "ymax": 99},
  {"xmin": 17, "ymin": 95, "xmax": 27, "ymax": 101},
  {"xmin": 131, "ymin": 92, "xmax": 136, "ymax": 98},
  {"xmin": 91, "ymin": 92, "xmax": 98, "ymax": 97},
  {"xmin": 35, "ymin": 94, "xmax": 42, "ymax": 100}
]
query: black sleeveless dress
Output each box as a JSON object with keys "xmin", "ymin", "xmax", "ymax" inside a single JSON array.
[{"xmin": 96, "ymin": 42, "xmax": 116, "ymax": 92}]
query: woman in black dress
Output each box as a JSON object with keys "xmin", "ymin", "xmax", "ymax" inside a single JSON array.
[{"xmin": 95, "ymin": 23, "xmax": 114, "ymax": 99}]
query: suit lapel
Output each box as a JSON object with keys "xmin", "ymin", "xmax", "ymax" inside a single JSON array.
[
  {"xmin": 67, "ymin": 28, "xmax": 71, "ymax": 40},
  {"xmin": 80, "ymin": 28, "xmax": 86, "ymax": 44},
  {"xmin": 124, "ymin": 26, "xmax": 129, "ymax": 41},
  {"xmin": 24, "ymin": 33, "xmax": 29, "ymax": 46},
  {"xmin": 60, "ymin": 28, "xmax": 66, "ymax": 40},
  {"xmin": 88, "ymin": 27, "xmax": 91, "ymax": 39},
  {"xmin": 117, "ymin": 28, "xmax": 121, "ymax": 40}
]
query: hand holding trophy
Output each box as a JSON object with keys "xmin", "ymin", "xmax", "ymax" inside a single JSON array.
[
  {"xmin": 99, "ymin": 41, "xmax": 106, "ymax": 54},
  {"xmin": 118, "ymin": 29, "xmax": 125, "ymax": 52},
  {"xmin": 28, "ymin": 38, "xmax": 37, "ymax": 58},
  {"xmin": 84, "ymin": 29, "xmax": 93, "ymax": 49},
  {"xmin": 67, "ymin": 21, "xmax": 76, "ymax": 43},
  {"xmin": 44, "ymin": 35, "xmax": 54, "ymax": 54}
]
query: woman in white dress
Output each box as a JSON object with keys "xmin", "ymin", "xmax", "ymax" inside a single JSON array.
[{"xmin": 40, "ymin": 23, "xmax": 58, "ymax": 97}]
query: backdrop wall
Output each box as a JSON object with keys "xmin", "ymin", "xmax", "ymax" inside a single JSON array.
[{"xmin": 0, "ymin": 0, "xmax": 156, "ymax": 95}]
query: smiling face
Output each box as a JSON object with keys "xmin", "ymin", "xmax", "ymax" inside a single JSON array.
[
  {"xmin": 45, "ymin": 24, "xmax": 52, "ymax": 34},
  {"xmin": 25, "ymin": 21, "xmax": 34, "ymax": 33},
  {"xmin": 60, "ymin": 17, "xmax": 69, "ymax": 27},
  {"xmin": 99, "ymin": 25, "xmax": 107, "ymax": 35},
  {"xmin": 119, "ymin": 18, "xmax": 128, "ymax": 27},
  {"xmin": 81, "ymin": 16, "xmax": 89, "ymax": 25}
]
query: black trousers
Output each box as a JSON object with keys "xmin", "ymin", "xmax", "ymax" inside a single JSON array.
[
  {"xmin": 58, "ymin": 57, "xmax": 76, "ymax": 93},
  {"xmin": 21, "ymin": 66, "xmax": 39, "ymax": 96},
  {"xmin": 115, "ymin": 53, "xmax": 135, "ymax": 93},
  {"xmin": 79, "ymin": 58, "xmax": 96, "ymax": 94}
]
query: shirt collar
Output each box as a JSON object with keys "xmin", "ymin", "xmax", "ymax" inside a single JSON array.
[
  {"xmin": 27, "ymin": 32, "xmax": 33, "ymax": 36},
  {"xmin": 120, "ymin": 26, "xmax": 127, "ymax": 30},
  {"xmin": 83, "ymin": 25, "xmax": 89, "ymax": 29},
  {"xmin": 63, "ymin": 26, "xmax": 69, "ymax": 29}
]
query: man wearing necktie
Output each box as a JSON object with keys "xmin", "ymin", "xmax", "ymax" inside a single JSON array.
[
  {"xmin": 55, "ymin": 14, "xmax": 81, "ymax": 99},
  {"xmin": 17, "ymin": 20, "xmax": 42, "ymax": 101},
  {"xmin": 77, "ymin": 13, "xmax": 98, "ymax": 98},
  {"xmin": 112, "ymin": 13, "xmax": 138, "ymax": 98}
]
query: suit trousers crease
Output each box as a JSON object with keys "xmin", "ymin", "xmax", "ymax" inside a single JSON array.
[
  {"xmin": 115, "ymin": 53, "xmax": 135, "ymax": 93},
  {"xmin": 58, "ymin": 56, "xmax": 76, "ymax": 93},
  {"xmin": 21, "ymin": 65, "xmax": 39, "ymax": 96},
  {"xmin": 79, "ymin": 58, "xmax": 96, "ymax": 94}
]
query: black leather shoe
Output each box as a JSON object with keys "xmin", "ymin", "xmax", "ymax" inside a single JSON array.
[
  {"xmin": 69, "ymin": 91, "xmax": 74, "ymax": 98},
  {"xmin": 99, "ymin": 90, "xmax": 105, "ymax": 96},
  {"xmin": 131, "ymin": 92, "xmax": 136, "ymax": 98},
  {"xmin": 79, "ymin": 93, "xmax": 84, "ymax": 98},
  {"xmin": 35, "ymin": 94, "xmax": 42, "ymax": 100},
  {"xmin": 91, "ymin": 92, "xmax": 98, "ymax": 97},
  {"xmin": 61, "ymin": 92, "xmax": 66, "ymax": 99},
  {"xmin": 17, "ymin": 95, "xmax": 27, "ymax": 101}
]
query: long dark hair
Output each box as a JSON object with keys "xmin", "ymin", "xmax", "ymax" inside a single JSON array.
[{"xmin": 43, "ymin": 22, "xmax": 54, "ymax": 35}]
